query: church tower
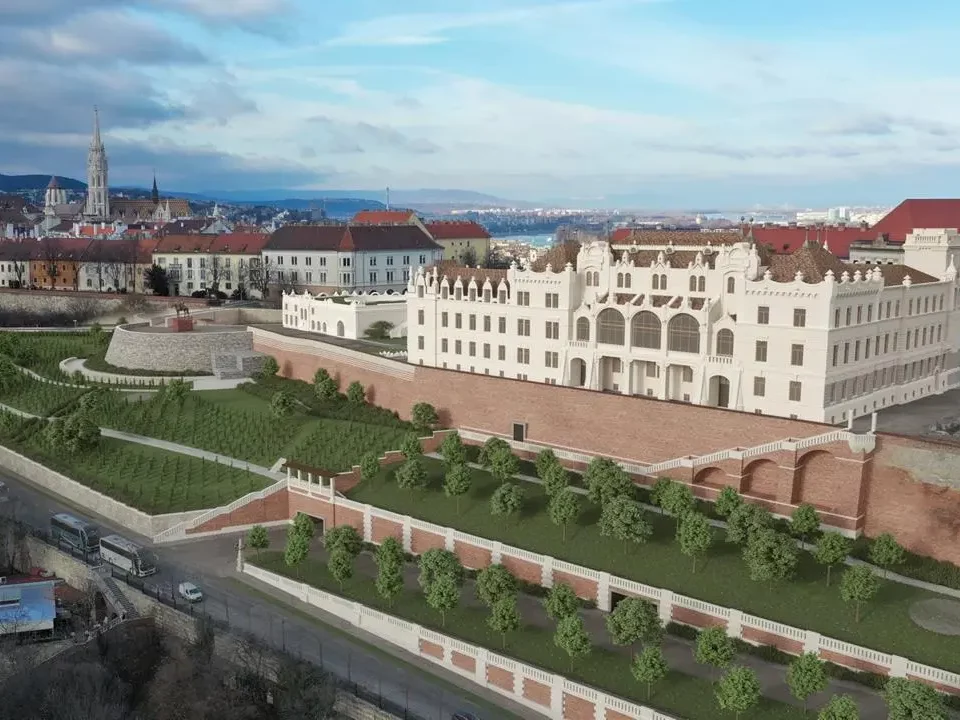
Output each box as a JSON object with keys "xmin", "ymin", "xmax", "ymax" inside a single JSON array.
[
  {"xmin": 84, "ymin": 107, "xmax": 110, "ymax": 219},
  {"xmin": 151, "ymin": 172, "xmax": 160, "ymax": 205}
]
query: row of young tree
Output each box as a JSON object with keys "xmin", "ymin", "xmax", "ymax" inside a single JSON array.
[{"xmin": 271, "ymin": 516, "xmax": 947, "ymax": 720}]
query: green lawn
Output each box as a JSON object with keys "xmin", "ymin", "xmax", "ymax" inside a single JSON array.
[
  {"xmin": 348, "ymin": 459, "xmax": 960, "ymax": 674},
  {"xmin": 0, "ymin": 413, "xmax": 270, "ymax": 513},
  {"xmin": 0, "ymin": 373, "xmax": 88, "ymax": 416},
  {"xmin": 88, "ymin": 384, "xmax": 412, "ymax": 471},
  {"xmin": 0, "ymin": 330, "xmax": 109, "ymax": 381},
  {"xmin": 252, "ymin": 552, "xmax": 807, "ymax": 720}
]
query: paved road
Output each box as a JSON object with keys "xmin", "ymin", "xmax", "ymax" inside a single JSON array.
[{"xmin": 0, "ymin": 474, "xmax": 534, "ymax": 720}]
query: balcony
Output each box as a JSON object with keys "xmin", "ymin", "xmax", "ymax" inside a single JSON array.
[{"xmin": 707, "ymin": 355, "xmax": 734, "ymax": 365}]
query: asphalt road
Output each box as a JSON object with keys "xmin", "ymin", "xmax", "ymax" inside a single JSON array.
[{"xmin": 0, "ymin": 474, "xmax": 532, "ymax": 720}]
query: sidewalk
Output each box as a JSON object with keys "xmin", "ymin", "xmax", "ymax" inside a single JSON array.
[
  {"xmin": 429, "ymin": 453, "xmax": 960, "ymax": 602},
  {"xmin": 263, "ymin": 537, "xmax": 889, "ymax": 719}
]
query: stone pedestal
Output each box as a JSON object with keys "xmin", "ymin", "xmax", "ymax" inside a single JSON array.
[{"xmin": 170, "ymin": 316, "xmax": 194, "ymax": 332}]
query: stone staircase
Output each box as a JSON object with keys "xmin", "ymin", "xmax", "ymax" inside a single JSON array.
[{"xmin": 93, "ymin": 566, "xmax": 139, "ymax": 619}]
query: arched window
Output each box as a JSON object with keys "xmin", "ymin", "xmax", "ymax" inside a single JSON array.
[
  {"xmin": 617, "ymin": 273, "xmax": 624, "ymax": 288},
  {"xmin": 630, "ymin": 311, "xmax": 661, "ymax": 349},
  {"xmin": 653, "ymin": 275, "xmax": 660, "ymax": 290},
  {"xmin": 667, "ymin": 314, "xmax": 700, "ymax": 353},
  {"xmin": 726, "ymin": 277, "xmax": 735, "ymax": 293},
  {"xmin": 689, "ymin": 276, "xmax": 697, "ymax": 292},
  {"xmin": 697, "ymin": 276, "xmax": 705, "ymax": 292},
  {"xmin": 659, "ymin": 274, "xmax": 667, "ymax": 289},
  {"xmin": 716, "ymin": 328, "xmax": 734, "ymax": 356},
  {"xmin": 596, "ymin": 308, "xmax": 626, "ymax": 345},
  {"xmin": 593, "ymin": 271, "xmax": 600, "ymax": 285},
  {"xmin": 336, "ymin": 320, "xmax": 345, "ymax": 337},
  {"xmin": 624, "ymin": 274, "xmax": 631, "ymax": 288},
  {"xmin": 585, "ymin": 273, "xmax": 592, "ymax": 287},
  {"xmin": 576, "ymin": 317, "xmax": 590, "ymax": 341}
]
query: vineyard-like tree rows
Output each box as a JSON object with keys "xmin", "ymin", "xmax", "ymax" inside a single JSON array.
[
  {"xmin": 0, "ymin": 373, "xmax": 87, "ymax": 416},
  {"xmin": 0, "ymin": 331, "xmax": 106, "ymax": 380},
  {"xmin": 284, "ymin": 419, "xmax": 410, "ymax": 472}
]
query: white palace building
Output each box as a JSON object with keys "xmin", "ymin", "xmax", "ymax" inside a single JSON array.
[{"xmin": 283, "ymin": 227, "xmax": 960, "ymax": 424}]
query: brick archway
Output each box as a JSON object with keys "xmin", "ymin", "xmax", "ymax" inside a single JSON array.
[
  {"xmin": 797, "ymin": 450, "xmax": 845, "ymax": 514},
  {"xmin": 693, "ymin": 466, "xmax": 727, "ymax": 487},
  {"xmin": 742, "ymin": 458, "xmax": 783, "ymax": 500}
]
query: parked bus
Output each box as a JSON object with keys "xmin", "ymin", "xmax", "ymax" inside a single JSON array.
[
  {"xmin": 99, "ymin": 534, "xmax": 157, "ymax": 577},
  {"xmin": 50, "ymin": 513, "xmax": 100, "ymax": 555}
]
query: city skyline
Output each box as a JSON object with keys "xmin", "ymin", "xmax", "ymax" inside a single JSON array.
[{"xmin": 2, "ymin": 0, "xmax": 960, "ymax": 207}]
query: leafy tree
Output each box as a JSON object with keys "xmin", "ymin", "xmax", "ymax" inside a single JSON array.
[
  {"xmin": 716, "ymin": 666, "xmax": 761, "ymax": 719},
  {"xmin": 417, "ymin": 548, "xmax": 464, "ymax": 592},
  {"xmin": 478, "ymin": 436, "xmax": 511, "ymax": 467},
  {"xmin": 661, "ymin": 481, "xmax": 695, "ymax": 527},
  {"xmin": 535, "ymin": 448, "xmax": 560, "ymax": 480},
  {"xmin": 548, "ymin": 488, "xmax": 581, "ymax": 541},
  {"xmin": 258, "ymin": 356, "xmax": 279, "ymax": 379},
  {"xmin": 359, "ymin": 452, "xmax": 380, "ymax": 482},
  {"xmin": 695, "ymin": 626, "xmax": 736, "ymax": 679},
  {"xmin": 400, "ymin": 433, "xmax": 423, "ymax": 459},
  {"xmin": 678, "ymin": 511, "xmax": 714, "ymax": 572},
  {"xmin": 883, "ymin": 677, "xmax": 946, "ymax": 720},
  {"xmin": 743, "ymin": 528, "xmax": 799, "ymax": 583},
  {"xmin": 599, "ymin": 496, "xmax": 652, "ymax": 552},
  {"xmin": 313, "ymin": 368, "xmax": 338, "ymax": 399},
  {"xmin": 818, "ymin": 694, "xmax": 860, "ymax": 720},
  {"xmin": 292, "ymin": 512, "xmax": 316, "ymax": 542},
  {"xmin": 544, "ymin": 582, "xmax": 579, "ymax": 621},
  {"xmin": 840, "ymin": 565, "xmax": 880, "ymax": 623},
  {"xmin": 425, "ymin": 574, "xmax": 460, "ymax": 626},
  {"xmin": 143, "ymin": 263, "xmax": 170, "ymax": 295},
  {"xmin": 488, "ymin": 446, "xmax": 519, "ymax": 485},
  {"xmin": 714, "ymin": 486, "xmax": 743, "ymax": 518},
  {"xmin": 585, "ymin": 457, "xmax": 632, "ymax": 507},
  {"xmin": 439, "ymin": 431, "xmax": 467, "ymax": 466},
  {"xmin": 815, "ymin": 532, "xmax": 852, "ymax": 587},
  {"xmin": 605, "ymin": 597, "xmax": 662, "ymax": 649},
  {"xmin": 443, "ymin": 462, "xmax": 472, "ymax": 513},
  {"xmin": 63, "ymin": 412, "xmax": 101, "ymax": 454},
  {"xmin": 543, "ymin": 463, "xmax": 570, "ymax": 497},
  {"xmin": 247, "ymin": 525, "xmax": 269, "ymax": 559},
  {"xmin": 490, "ymin": 482, "xmax": 524, "ymax": 520},
  {"xmin": 476, "ymin": 564, "xmax": 517, "ymax": 607},
  {"xmin": 554, "ymin": 614, "xmax": 591, "ymax": 671},
  {"xmin": 787, "ymin": 652, "xmax": 828, "ymax": 711},
  {"xmin": 346, "ymin": 381, "xmax": 365, "ymax": 404},
  {"xmin": 374, "ymin": 537, "xmax": 405, "ymax": 607},
  {"xmin": 790, "ymin": 503, "xmax": 821, "ymax": 544},
  {"xmin": 396, "ymin": 456, "xmax": 428, "ymax": 490},
  {"xmin": 283, "ymin": 527, "xmax": 309, "ymax": 578},
  {"xmin": 726, "ymin": 503, "xmax": 773, "ymax": 545},
  {"xmin": 323, "ymin": 524, "xmax": 361, "ymax": 557},
  {"xmin": 376, "ymin": 536, "xmax": 405, "ymax": 567},
  {"xmin": 270, "ymin": 390, "xmax": 295, "ymax": 418},
  {"xmin": 364, "ymin": 319, "xmax": 394, "ymax": 340},
  {"xmin": 411, "ymin": 402, "xmax": 439, "ymax": 433},
  {"xmin": 869, "ymin": 533, "xmax": 905, "ymax": 579},
  {"xmin": 632, "ymin": 645, "xmax": 669, "ymax": 701},
  {"xmin": 649, "ymin": 478, "xmax": 674, "ymax": 514},
  {"xmin": 327, "ymin": 548, "xmax": 353, "ymax": 589},
  {"xmin": 164, "ymin": 378, "xmax": 191, "ymax": 406},
  {"xmin": 488, "ymin": 595, "xmax": 521, "ymax": 648}
]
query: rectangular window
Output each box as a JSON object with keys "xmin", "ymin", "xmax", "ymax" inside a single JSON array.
[
  {"xmin": 517, "ymin": 319, "xmax": 531, "ymax": 336},
  {"xmin": 545, "ymin": 293, "xmax": 559, "ymax": 308},
  {"xmin": 834, "ymin": 308, "xmax": 841, "ymax": 328},
  {"xmin": 753, "ymin": 376, "xmax": 766, "ymax": 397},
  {"xmin": 290, "ymin": 256, "xmax": 298, "ymax": 266},
  {"xmin": 757, "ymin": 306, "xmax": 769, "ymax": 325},
  {"xmin": 498, "ymin": 317, "xmax": 506, "ymax": 333},
  {"xmin": 403, "ymin": 255, "xmax": 410, "ymax": 265},
  {"xmin": 469, "ymin": 341, "xmax": 476, "ymax": 357},
  {"xmin": 545, "ymin": 351, "xmax": 559, "ymax": 368},
  {"xmin": 469, "ymin": 315, "xmax": 476, "ymax": 331},
  {"xmin": 843, "ymin": 342, "xmax": 850, "ymax": 363},
  {"xmin": 369, "ymin": 257, "xmax": 377, "ymax": 266},
  {"xmin": 369, "ymin": 272, "xmax": 378, "ymax": 283},
  {"xmin": 417, "ymin": 309, "xmax": 424, "ymax": 325},
  {"xmin": 793, "ymin": 308, "xmax": 806, "ymax": 327},
  {"xmin": 305, "ymin": 271, "xmax": 312, "ymax": 283},
  {"xmin": 516, "ymin": 348, "xmax": 530, "ymax": 364},
  {"xmin": 857, "ymin": 306, "xmax": 863, "ymax": 323},
  {"xmin": 386, "ymin": 270, "xmax": 394, "ymax": 282},
  {"xmin": 386, "ymin": 256, "xmax": 394, "ymax": 266},
  {"xmin": 305, "ymin": 256, "xmax": 312, "ymax": 266},
  {"xmin": 791, "ymin": 344, "xmax": 804, "ymax": 366},
  {"xmin": 789, "ymin": 381, "xmax": 802, "ymax": 402},
  {"xmin": 755, "ymin": 340, "xmax": 767, "ymax": 362},
  {"xmin": 417, "ymin": 336, "xmax": 424, "ymax": 350},
  {"xmin": 441, "ymin": 312, "xmax": 448, "ymax": 328},
  {"xmin": 498, "ymin": 345, "xmax": 506, "ymax": 361},
  {"xmin": 483, "ymin": 315, "xmax": 491, "ymax": 332},
  {"xmin": 545, "ymin": 321, "xmax": 559, "ymax": 339},
  {"xmin": 341, "ymin": 257, "xmax": 351, "ymax": 267},
  {"xmin": 455, "ymin": 313, "xmax": 462, "ymax": 329},
  {"xmin": 517, "ymin": 291, "xmax": 530, "ymax": 306},
  {"xmin": 854, "ymin": 340, "xmax": 861, "ymax": 361},
  {"xmin": 483, "ymin": 343, "xmax": 490, "ymax": 359},
  {"xmin": 831, "ymin": 344, "xmax": 838, "ymax": 367},
  {"xmin": 681, "ymin": 367, "xmax": 693, "ymax": 383},
  {"xmin": 441, "ymin": 339, "xmax": 448, "ymax": 353},
  {"xmin": 454, "ymin": 340, "xmax": 462, "ymax": 355}
]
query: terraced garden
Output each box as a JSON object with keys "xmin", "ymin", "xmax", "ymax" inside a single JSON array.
[
  {"xmin": 0, "ymin": 330, "xmax": 109, "ymax": 381},
  {"xmin": 0, "ymin": 371, "xmax": 87, "ymax": 416}
]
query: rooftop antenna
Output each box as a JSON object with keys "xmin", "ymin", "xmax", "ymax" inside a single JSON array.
[{"xmin": 385, "ymin": 186, "xmax": 390, "ymax": 211}]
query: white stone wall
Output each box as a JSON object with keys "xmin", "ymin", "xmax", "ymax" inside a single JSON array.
[
  {"xmin": 282, "ymin": 293, "xmax": 407, "ymax": 340},
  {"xmin": 104, "ymin": 323, "xmax": 255, "ymax": 372}
]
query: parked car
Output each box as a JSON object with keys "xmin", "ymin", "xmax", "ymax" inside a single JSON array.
[{"xmin": 178, "ymin": 582, "xmax": 203, "ymax": 602}]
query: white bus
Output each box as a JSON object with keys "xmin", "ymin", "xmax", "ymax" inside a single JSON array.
[
  {"xmin": 50, "ymin": 513, "xmax": 100, "ymax": 555},
  {"xmin": 99, "ymin": 534, "xmax": 157, "ymax": 577}
]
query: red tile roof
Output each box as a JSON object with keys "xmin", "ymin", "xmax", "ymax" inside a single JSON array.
[
  {"xmin": 209, "ymin": 232, "xmax": 269, "ymax": 254},
  {"xmin": 153, "ymin": 234, "xmax": 212, "ymax": 253},
  {"xmin": 870, "ymin": 199, "xmax": 960, "ymax": 242},
  {"xmin": 267, "ymin": 224, "xmax": 441, "ymax": 253},
  {"xmin": 745, "ymin": 224, "xmax": 870, "ymax": 258},
  {"xmin": 425, "ymin": 220, "xmax": 491, "ymax": 240},
  {"xmin": 352, "ymin": 210, "xmax": 417, "ymax": 224},
  {"xmin": 611, "ymin": 229, "xmax": 743, "ymax": 247},
  {"xmin": 30, "ymin": 237, "xmax": 91, "ymax": 260}
]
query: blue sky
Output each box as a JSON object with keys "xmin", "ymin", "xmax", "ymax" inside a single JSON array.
[{"xmin": 2, "ymin": 0, "xmax": 960, "ymax": 207}]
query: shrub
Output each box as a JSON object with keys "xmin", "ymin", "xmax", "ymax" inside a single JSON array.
[
  {"xmin": 411, "ymin": 402, "xmax": 439, "ymax": 433},
  {"xmin": 258, "ymin": 356, "xmax": 279, "ymax": 379},
  {"xmin": 313, "ymin": 368, "xmax": 338, "ymax": 399},
  {"xmin": 346, "ymin": 381, "xmax": 365, "ymax": 404}
]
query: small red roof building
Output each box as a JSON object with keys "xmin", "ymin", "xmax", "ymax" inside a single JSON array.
[
  {"xmin": 352, "ymin": 209, "xmax": 418, "ymax": 224},
  {"xmin": 425, "ymin": 220, "xmax": 491, "ymax": 240}
]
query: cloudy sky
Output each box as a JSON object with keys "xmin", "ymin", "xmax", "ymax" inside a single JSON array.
[{"xmin": 2, "ymin": 0, "xmax": 960, "ymax": 207}]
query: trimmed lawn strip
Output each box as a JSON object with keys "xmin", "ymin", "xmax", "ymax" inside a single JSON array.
[
  {"xmin": 347, "ymin": 459, "xmax": 960, "ymax": 674},
  {"xmin": 0, "ymin": 413, "xmax": 269, "ymax": 514},
  {"xmin": 252, "ymin": 552, "xmax": 804, "ymax": 720},
  {"xmin": 0, "ymin": 373, "xmax": 88, "ymax": 416},
  {"xmin": 224, "ymin": 578, "xmax": 527, "ymax": 720}
]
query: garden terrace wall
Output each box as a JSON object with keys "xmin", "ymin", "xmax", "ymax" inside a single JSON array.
[
  {"xmin": 105, "ymin": 323, "xmax": 255, "ymax": 372},
  {"xmin": 0, "ymin": 444, "xmax": 204, "ymax": 538},
  {"xmin": 278, "ymin": 482, "xmax": 960, "ymax": 695},
  {"xmin": 251, "ymin": 327, "xmax": 960, "ymax": 565},
  {"xmin": 242, "ymin": 562, "xmax": 678, "ymax": 720}
]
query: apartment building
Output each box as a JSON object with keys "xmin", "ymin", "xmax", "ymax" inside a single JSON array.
[
  {"xmin": 352, "ymin": 210, "xmax": 491, "ymax": 262},
  {"xmin": 152, "ymin": 232, "xmax": 269, "ymax": 297},
  {"xmin": 0, "ymin": 240, "xmax": 32, "ymax": 287},
  {"xmin": 263, "ymin": 224, "xmax": 443, "ymax": 295},
  {"xmin": 405, "ymin": 230, "xmax": 960, "ymax": 424}
]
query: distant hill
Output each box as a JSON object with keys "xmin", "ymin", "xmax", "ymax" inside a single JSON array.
[
  {"xmin": 0, "ymin": 173, "xmax": 86, "ymax": 192},
  {"xmin": 196, "ymin": 188, "xmax": 525, "ymax": 208}
]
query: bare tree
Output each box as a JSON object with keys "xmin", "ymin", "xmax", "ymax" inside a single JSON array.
[
  {"xmin": 83, "ymin": 239, "xmax": 108, "ymax": 292},
  {"xmin": 37, "ymin": 236, "xmax": 62, "ymax": 290},
  {"xmin": 248, "ymin": 256, "xmax": 277, "ymax": 300},
  {"xmin": 122, "ymin": 236, "xmax": 141, "ymax": 293}
]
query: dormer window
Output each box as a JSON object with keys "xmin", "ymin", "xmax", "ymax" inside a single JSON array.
[
  {"xmin": 455, "ymin": 287, "xmax": 462, "ymax": 300},
  {"xmin": 468, "ymin": 288, "xmax": 476, "ymax": 301},
  {"xmin": 441, "ymin": 286, "xmax": 448, "ymax": 299}
]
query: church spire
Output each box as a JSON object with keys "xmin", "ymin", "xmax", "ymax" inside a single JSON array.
[
  {"xmin": 91, "ymin": 106, "xmax": 103, "ymax": 150},
  {"xmin": 151, "ymin": 171, "xmax": 159, "ymax": 205},
  {"xmin": 85, "ymin": 106, "xmax": 110, "ymax": 219}
]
